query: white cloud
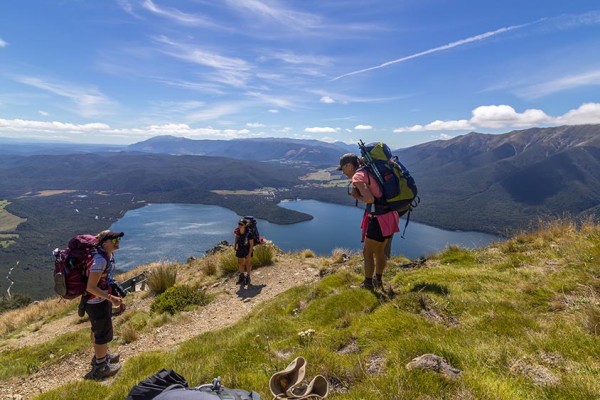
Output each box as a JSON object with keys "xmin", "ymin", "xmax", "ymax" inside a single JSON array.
[
  {"xmin": 0, "ymin": 117, "xmax": 260, "ymax": 142},
  {"xmin": 304, "ymin": 126, "xmax": 338, "ymax": 133},
  {"xmin": 39, "ymin": 110, "xmax": 50, "ymax": 116},
  {"xmin": 268, "ymin": 109, "xmax": 279, "ymax": 113},
  {"xmin": 354, "ymin": 124, "xmax": 373, "ymax": 130},
  {"xmin": 555, "ymin": 102, "xmax": 600, "ymax": 125},
  {"xmin": 246, "ymin": 122, "xmax": 265, "ymax": 128},
  {"xmin": 437, "ymin": 134, "xmax": 454, "ymax": 140},
  {"xmin": 0, "ymin": 38, "xmax": 7, "ymax": 48},
  {"xmin": 320, "ymin": 96, "xmax": 335, "ymax": 104},
  {"xmin": 470, "ymin": 105, "xmax": 552, "ymax": 128},
  {"xmin": 0, "ymin": 118, "xmax": 110, "ymax": 132},
  {"xmin": 394, "ymin": 102, "xmax": 600, "ymax": 132}
]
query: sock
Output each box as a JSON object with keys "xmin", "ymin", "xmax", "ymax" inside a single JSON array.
[{"xmin": 95, "ymin": 356, "xmax": 107, "ymax": 365}]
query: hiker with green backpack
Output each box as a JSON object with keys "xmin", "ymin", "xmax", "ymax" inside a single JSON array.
[
  {"xmin": 338, "ymin": 153, "xmax": 399, "ymax": 290},
  {"xmin": 337, "ymin": 141, "xmax": 419, "ymax": 291}
]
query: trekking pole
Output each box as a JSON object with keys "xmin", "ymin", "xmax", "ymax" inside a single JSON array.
[{"xmin": 358, "ymin": 140, "xmax": 385, "ymax": 185}]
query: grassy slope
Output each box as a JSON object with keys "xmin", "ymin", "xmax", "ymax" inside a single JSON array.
[{"xmin": 1, "ymin": 219, "xmax": 599, "ymax": 400}]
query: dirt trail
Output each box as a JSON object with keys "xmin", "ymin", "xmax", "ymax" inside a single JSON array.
[{"xmin": 0, "ymin": 257, "xmax": 325, "ymax": 400}]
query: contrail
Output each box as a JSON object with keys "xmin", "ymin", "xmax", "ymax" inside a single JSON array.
[{"xmin": 332, "ymin": 20, "xmax": 542, "ymax": 81}]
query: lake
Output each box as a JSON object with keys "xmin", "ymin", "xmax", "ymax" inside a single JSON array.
[{"xmin": 109, "ymin": 200, "xmax": 499, "ymax": 270}]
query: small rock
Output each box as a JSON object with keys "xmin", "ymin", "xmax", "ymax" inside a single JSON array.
[{"xmin": 406, "ymin": 354, "xmax": 461, "ymax": 379}]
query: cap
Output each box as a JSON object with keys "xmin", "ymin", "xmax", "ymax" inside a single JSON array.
[
  {"xmin": 96, "ymin": 230, "xmax": 124, "ymax": 244},
  {"xmin": 238, "ymin": 218, "xmax": 248, "ymax": 226},
  {"xmin": 336, "ymin": 153, "xmax": 358, "ymax": 170}
]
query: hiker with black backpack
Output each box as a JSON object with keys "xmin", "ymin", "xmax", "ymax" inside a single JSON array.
[
  {"xmin": 234, "ymin": 218, "xmax": 254, "ymax": 286},
  {"xmin": 83, "ymin": 230, "xmax": 125, "ymax": 380},
  {"xmin": 338, "ymin": 153, "xmax": 400, "ymax": 290}
]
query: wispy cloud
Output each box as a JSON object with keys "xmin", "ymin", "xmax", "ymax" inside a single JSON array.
[
  {"xmin": 354, "ymin": 124, "xmax": 373, "ymax": 130},
  {"xmin": 0, "ymin": 38, "xmax": 7, "ymax": 48},
  {"xmin": 333, "ymin": 21, "xmax": 540, "ymax": 81},
  {"xmin": 225, "ymin": 0, "xmax": 322, "ymax": 31},
  {"xmin": 393, "ymin": 102, "xmax": 600, "ymax": 132},
  {"xmin": 320, "ymin": 96, "xmax": 335, "ymax": 104},
  {"xmin": 14, "ymin": 76, "xmax": 114, "ymax": 118},
  {"xmin": 517, "ymin": 69, "xmax": 600, "ymax": 98},
  {"xmin": 141, "ymin": 0, "xmax": 220, "ymax": 28},
  {"xmin": 246, "ymin": 122, "xmax": 264, "ymax": 128}
]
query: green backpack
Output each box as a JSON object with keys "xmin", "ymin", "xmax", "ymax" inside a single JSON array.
[{"xmin": 358, "ymin": 140, "xmax": 419, "ymax": 236}]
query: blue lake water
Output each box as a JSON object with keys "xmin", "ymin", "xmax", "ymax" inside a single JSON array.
[{"xmin": 109, "ymin": 200, "xmax": 500, "ymax": 271}]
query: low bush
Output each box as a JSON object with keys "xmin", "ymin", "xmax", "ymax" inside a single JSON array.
[
  {"xmin": 0, "ymin": 294, "xmax": 33, "ymax": 313},
  {"xmin": 150, "ymin": 284, "xmax": 212, "ymax": 315},
  {"xmin": 252, "ymin": 243, "xmax": 274, "ymax": 266},
  {"xmin": 146, "ymin": 263, "xmax": 177, "ymax": 294},
  {"xmin": 219, "ymin": 250, "xmax": 238, "ymax": 276}
]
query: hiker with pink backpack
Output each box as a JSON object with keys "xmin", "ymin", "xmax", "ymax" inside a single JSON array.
[{"xmin": 83, "ymin": 230, "xmax": 125, "ymax": 380}]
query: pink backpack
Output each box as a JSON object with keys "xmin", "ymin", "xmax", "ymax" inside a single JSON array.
[{"xmin": 53, "ymin": 234, "xmax": 99, "ymax": 299}]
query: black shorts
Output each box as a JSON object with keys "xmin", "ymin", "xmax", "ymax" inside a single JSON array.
[
  {"xmin": 366, "ymin": 216, "xmax": 392, "ymax": 243},
  {"xmin": 85, "ymin": 300, "xmax": 114, "ymax": 345},
  {"xmin": 236, "ymin": 246, "xmax": 252, "ymax": 258}
]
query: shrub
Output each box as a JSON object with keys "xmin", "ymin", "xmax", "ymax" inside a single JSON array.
[
  {"xmin": 220, "ymin": 250, "xmax": 239, "ymax": 276},
  {"xmin": 203, "ymin": 257, "xmax": 217, "ymax": 276},
  {"xmin": 147, "ymin": 263, "xmax": 177, "ymax": 294},
  {"xmin": 119, "ymin": 323, "xmax": 139, "ymax": 343},
  {"xmin": 301, "ymin": 249, "xmax": 315, "ymax": 258},
  {"xmin": 0, "ymin": 294, "xmax": 33, "ymax": 313},
  {"xmin": 331, "ymin": 248, "xmax": 351, "ymax": 263},
  {"xmin": 252, "ymin": 244, "xmax": 274, "ymax": 266},
  {"xmin": 151, "ymin": 284, "xmax": 212, "ymax": 315}
]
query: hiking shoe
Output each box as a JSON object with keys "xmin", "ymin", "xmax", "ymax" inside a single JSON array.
[
  {"xmin": 84, "ymin": 360, "xmax": 121, "ymax": 380},
  {"xmin": 352, "ymin": 279, "xmax": 374, "ymax": 290},
  {"xmin": 90, "ymin": 352, "xmax": 120, "ymax": 366},
  {"xmin": 373, "ymin": 277, "xmax": 384, "ymax": 290},
  {"xmin": 245, "ymin": 274, "xmax": 251, "ymax": 286},
  {"xmin": 236, "ymin": 273, "xmax": 245, "ymax": 285}
]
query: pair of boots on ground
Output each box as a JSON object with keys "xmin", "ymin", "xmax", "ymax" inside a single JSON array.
[{"xmin": 269, "ymin": 356, "xmax": 329, "ymax": 399}]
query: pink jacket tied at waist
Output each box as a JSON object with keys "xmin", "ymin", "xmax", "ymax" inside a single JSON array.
[{"xmin": 360, "ymin": 210, "xmax": 400, "ymax": 242}]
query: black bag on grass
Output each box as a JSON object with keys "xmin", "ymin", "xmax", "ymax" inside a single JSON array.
[{"xmin": 126, "ymin": 369, "xmax": 188, "ymax": 400}]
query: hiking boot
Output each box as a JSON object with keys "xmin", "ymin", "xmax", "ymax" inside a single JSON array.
[
  {"xmin": 84, "ymin": 360, "xmax": 121, "ymax": 380},
  {"xmin": 373, "ymin": 277, "xmax": 384, "ymax": 290},
  {"xmin": 90, "ymin": 352, "xmax": 120, "ymax": 366},
  {"xmin": 245, "ymin": 274, "xmax": 251, "ymax": 286},
  {"xmin": 236, "ymin": 273, "xmax": 245, "ymax": 285},
  {"xmin": 352, "ymin": 279, "xmax": 374, "ymax": 290}
]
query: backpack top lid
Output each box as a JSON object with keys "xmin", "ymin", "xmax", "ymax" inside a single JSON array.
[{"xmin": 361, "ymin": 141, "xmax": 393, "ymax": 162}]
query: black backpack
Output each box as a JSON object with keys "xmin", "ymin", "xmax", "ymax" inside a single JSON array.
[{"xmin": 243, "ymin": 216, "xmax": 262, "ymax": 245}]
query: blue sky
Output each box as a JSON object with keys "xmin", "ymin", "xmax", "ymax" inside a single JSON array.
[{"xmin": 0, "ymin": 1, "xmax": 599, "ymax": 148}]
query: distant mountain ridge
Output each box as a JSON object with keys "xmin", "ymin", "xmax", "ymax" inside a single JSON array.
[
  {"xmin": 127, "ymin": 136, "xmax": 355, "ymax": 166},
  {"xmin": 397, "ymin": 124, "xmax": 600, "ymax": 233}
]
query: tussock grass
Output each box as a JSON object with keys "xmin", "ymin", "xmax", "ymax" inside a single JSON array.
[
  {"xmin": 4, "ymin": 218, "xmax": 599, "ymax": 400},
  {"xmin": 146, "ymin": 262, "xmax": 177, "ymax": 294},
  {"xmin": 301, "ymin": 249, "xmax": 315, "ymax": 258}
]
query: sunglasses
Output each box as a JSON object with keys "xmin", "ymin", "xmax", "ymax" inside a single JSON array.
[{"xmin": 111, "ymin": 238, "xmax": 121, "ymax": 244}]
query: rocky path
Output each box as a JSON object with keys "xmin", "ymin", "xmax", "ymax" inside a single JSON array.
[{"xmin": 0, "ymin": 257, "xmax": 324, "ymax": 400}]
